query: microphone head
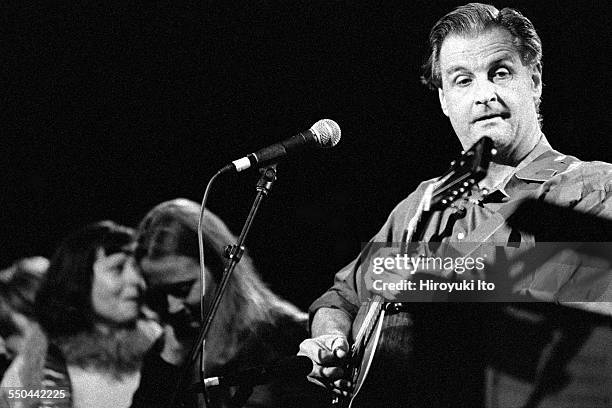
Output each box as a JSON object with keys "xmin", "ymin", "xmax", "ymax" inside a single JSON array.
[{"xmin": 310, "ymin": 119, "xmax": 341, "ymax": 148}]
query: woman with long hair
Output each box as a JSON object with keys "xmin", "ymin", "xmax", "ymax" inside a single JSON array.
[
  {"xmin": 133, "ymin": 198, "xmax": 324, "ymax": 408},
  {"xmin": 0, "ymin": 221, "xmax": 160, "ymax": 408}
]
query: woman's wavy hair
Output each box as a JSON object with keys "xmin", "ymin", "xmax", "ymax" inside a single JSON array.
[
  {"xmin": 34, "ymin": 221, "xmax": 134, "ymax": 338},
  {"xmin": 135, "ymin": 199, "xmax": 226, "ymax": 281},
  {"xmin": 135, "ymin": 199, "xmax": 306, "ymax": 349}
]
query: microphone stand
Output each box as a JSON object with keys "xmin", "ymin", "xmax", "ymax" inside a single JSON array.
[{"xmin": 171, "ymin": 164, "xmax": 278, "ymax": 408}]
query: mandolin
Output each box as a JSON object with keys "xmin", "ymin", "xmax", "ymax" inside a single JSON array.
[{"xmin": 333, "ymin": 136, "xmax": 495, "ymax": 408}]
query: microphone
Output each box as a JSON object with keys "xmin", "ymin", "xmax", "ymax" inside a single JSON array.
[
  {"xmin": 223, "ymin": 119, "xmax": 341, "ymax": 173},
  {"xmin": 201, "ymin": 355, "xmax": 313, "ymax": 389}
]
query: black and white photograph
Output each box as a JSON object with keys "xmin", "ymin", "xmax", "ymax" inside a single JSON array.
[{"xmin": 1, "ymin": 1, "xmax": 610, "ymax": 407}]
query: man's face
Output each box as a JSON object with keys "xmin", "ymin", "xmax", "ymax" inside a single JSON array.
[
  {"xmin": 139, "ymin": 255, "xmax": 202, "ymax": 339},
  {"xmin": 437, "ymin": 27, "xmax": 542, "ymax": 164}
]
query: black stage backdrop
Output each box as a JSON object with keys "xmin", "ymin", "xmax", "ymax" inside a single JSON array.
[{"xmin": 3, "ymin": 1, "xmax": 611, "ymax": 310}]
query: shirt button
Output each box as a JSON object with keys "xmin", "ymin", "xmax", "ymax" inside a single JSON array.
[{"xmin": 457, "ymin": 232, "xmax": 465, "ymax": 240}]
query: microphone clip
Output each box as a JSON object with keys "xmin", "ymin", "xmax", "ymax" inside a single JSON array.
[
  {"xmin": 256, "ymin": 164, "xmax": 277, "ymax": 195},
  {"xmin": 223, "ymin": 244, "xmax": 245, "ymax": 261}
]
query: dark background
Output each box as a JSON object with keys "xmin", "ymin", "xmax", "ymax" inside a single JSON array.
[{"xmin": 3, "ymin": 1, "xmax": 610, "ymax": 310}]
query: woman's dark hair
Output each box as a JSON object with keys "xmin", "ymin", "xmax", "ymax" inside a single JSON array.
[
  {"xmin": 0, "ymin": 257, "xmax": 48, "ymax": 337},
  {"xmin": 34, "ymin": 221, "xmax": 134, "ymax": 338}
]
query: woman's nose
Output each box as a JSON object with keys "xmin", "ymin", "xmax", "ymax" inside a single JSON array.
[
  {"xmin": 166, "ymin": 294, "xmax": 186, "ymax": 314},
  {"xmin": 123, "ymin": 258, "xmax": 146, "ymax": 289}
]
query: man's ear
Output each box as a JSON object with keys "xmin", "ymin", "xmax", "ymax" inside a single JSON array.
[
  {"xmin": 438, "ymin": 88, "xmax": 449, "ymax": 117},
  {"xmin": 531, "ymin": 63, "xmax": 543, "ymax": 101}
]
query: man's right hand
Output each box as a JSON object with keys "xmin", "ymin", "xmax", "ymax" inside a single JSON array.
[{"xmin": 298, "ymin": 334, "xmax": 351, "ymax": 396}]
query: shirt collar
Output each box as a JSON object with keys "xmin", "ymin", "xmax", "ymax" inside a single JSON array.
[{"xmin": 493, "ymin": 133, "xmax": 554, "ymax": 197}]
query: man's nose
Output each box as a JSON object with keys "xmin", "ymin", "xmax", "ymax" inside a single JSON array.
[{"xmin": 473, "ymin": 77, "xmax": 497, "ymax": 105}]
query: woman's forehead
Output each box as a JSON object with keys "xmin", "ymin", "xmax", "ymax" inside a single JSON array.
[
  {"xmin": 94, "ymin": 248, "xmax": 128, "ymax": 269},
  {"xmin": 139, "ymin": 255, "xmax": 199, "ymax": 285}
]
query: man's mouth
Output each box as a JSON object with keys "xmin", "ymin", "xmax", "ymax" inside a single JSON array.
[{"xmin": 473, "ymin": 112, "xmax": 510, "ymax": 123}]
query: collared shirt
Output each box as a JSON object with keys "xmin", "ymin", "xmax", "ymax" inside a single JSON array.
[{"xmin": 309, "ymin": 135, "xmax": 612, "ymax": 323}]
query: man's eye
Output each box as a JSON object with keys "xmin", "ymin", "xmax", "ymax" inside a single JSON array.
[
  {"xmin": 455, "ymin": 76, "xmax": 472, "ymax": 86},
  {"xmin": 493, "ymin": 68, "xmax": 511, "ymax": 81}
]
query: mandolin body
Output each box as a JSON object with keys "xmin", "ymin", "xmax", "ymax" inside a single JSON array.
[{"xmin": 347, "ymin": 307, "xmax": 415, "ymax": 408}]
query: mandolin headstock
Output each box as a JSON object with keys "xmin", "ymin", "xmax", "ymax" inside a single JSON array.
[{"xmin": 428, "ymin": 136, "xmax": 495, "ymax": 211}]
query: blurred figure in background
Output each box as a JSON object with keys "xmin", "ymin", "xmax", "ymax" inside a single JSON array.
[
  {"xmin": 0, "ymin": 257, "xmax": 48, "ymax": 379},
  {"xmin": 0, "ymin": 221, "xmax": 160, "ymax": 408},
  {"xmin": 132, "ymin": 198, "xmax": 325, "ymax": 408}
]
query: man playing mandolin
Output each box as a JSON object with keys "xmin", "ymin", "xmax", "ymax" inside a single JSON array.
[{"xmin": 299, "ymin": 3, "xmax": 612, "ymax": 407}]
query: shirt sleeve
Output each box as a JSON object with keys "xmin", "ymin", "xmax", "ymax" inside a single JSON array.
[
  {"xmin": 539, "ymin": 160, "xmax": 612, "ymax": 217},
  {"xmin": 308, "ymin": 181, "xmax": 430, "ymax": 327},
  {"xmin": 534, "ymin": 160, "xmax": 612, "ymax": 315}
]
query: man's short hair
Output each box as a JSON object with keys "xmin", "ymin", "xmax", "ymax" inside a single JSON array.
[{"xmin": 421, "ymin": 3, "xmax": 542, "ymax": 93}]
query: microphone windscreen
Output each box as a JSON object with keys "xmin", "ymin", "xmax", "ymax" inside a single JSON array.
[{"xmin": 310, "ymin": 119, "xmax": 341, "ymax": 148}]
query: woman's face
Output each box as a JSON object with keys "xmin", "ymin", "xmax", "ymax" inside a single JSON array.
[
  {"xmin": 139, "ymin": 254, "xmax": 203, "ymax": 339},
  {"xmin": 91, "ymin": 248, "xmax": 145, "ymax": 325}
]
